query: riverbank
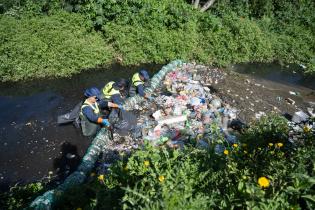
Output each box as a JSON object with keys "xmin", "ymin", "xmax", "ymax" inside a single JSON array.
[{"xmin": 1, "ymin": 1, "xmax": 315, "ymax": 82}]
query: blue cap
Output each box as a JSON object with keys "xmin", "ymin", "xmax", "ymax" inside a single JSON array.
[
  {"xmin": 139, "ymin": 70, "xmax": 150, "ymax": 81},
  {"xmin": 84, "ymin": 87, "xmax": 101, "ymax": 99}
]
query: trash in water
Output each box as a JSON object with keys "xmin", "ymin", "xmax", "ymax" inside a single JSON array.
[
  {"xmin": 289, "ymin": 91, "xmax": 300, "ymax": 96},
  {"xmin": 211, "ymin": 99, "xmax": 222, "ymax": 108},
  {"xmin": 307, "ymin": 108, "xmax": 315, "ymax": 118},
  {"xmin": 285, "ymin": 98, "xmax": 295, "ymax": 105},
  {"xmin": 66, "ymin": 153, "xmax": 76, "ymax": 159},
  {"xmin": 299, "ymin": 64, "xmax": 306, "ymax": 69},
  {"xmin": 255, "ymin": 111, "xmax": 266, "ymax": 119},
  {"xmin": 292, "ymin": 111, "xmax": 309, "ymax": 123},
  {"xmin": 276, "ymin": 96, "xmax": 283, "ymax": 102}
]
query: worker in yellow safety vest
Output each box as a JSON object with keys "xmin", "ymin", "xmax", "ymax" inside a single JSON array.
[
  {"xmin": 101, "ymin": 79, "xmax": 127, "ymax": 105},
  {"xmin": 80, "ymin": 87, "xmax": 122, "ymax": 137},
  {"xmin": 128, "ymin": 70, "xmax": 152, "ymax": 100}
]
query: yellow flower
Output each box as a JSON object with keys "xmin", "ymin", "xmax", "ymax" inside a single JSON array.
[
  {"xmin": 98, "ymin": 174, "xmax": 105, "ymax": 181},
  {"xmin": 258, "ymin": 177, "xmax": 270, "ymax": 188},
  {"xmin": 233, "ymin": 143, "xmax": 238, "ymax": 148},
  {"xmin": 268, "ymin": 143, "xmax": 273, "ymax": 147},
  {"xmin": 144, "ymin": 160, "xmax": 150, "ymax": 167},
  {"xmin": 158, "ymin": 175, "xmax": 165, "ymax": 182},
  {"xmin": 223, "ymin": 150, "xmax": 229, "ymax": 155},
  {"xmin": 303, "ymin": 126, "xmax": 311, "ymax": 133},
  {"xmin": 276, "ymin": 143, "xmax": 283, "ymax": 148}
]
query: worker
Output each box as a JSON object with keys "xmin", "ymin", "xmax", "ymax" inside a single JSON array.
[
  {"xmin": 80, "ymin": 87, "xmax": 122, "ymax": 137},
  {"xmin": 101, "ymin": 79, "xmax": 127, "ymax": 105},
  {"xmin": 129, "ymin": 70, "xmax": 152, "ymax": 100}
]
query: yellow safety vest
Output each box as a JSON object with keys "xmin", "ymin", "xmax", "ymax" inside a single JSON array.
[
  {"xmin": 79, "ymin": 99, "xmax": 101, "ymax": 137},
  {"xmin": 80, "ymin": 99, "xmax": 100, "ymax": 116},
  {"xmin": 132, "ymin": 73, "xmax": 144, "ymax": 87},
  {"xmin": 102, "ymin": 81, "xmax": 120, "ymax": 99}
]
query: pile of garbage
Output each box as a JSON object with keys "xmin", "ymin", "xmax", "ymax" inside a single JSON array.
[
  {"xmin": 102, "ymin": 63, "xmax": 240, "ymax": 161},
  {"xmin": 102, "ymin": 63, "xmax": 315, "ymax": 160},
  {"xmin": 141, "ymin": 64, "xmax": 239, "ymax": 149},
  {"xmin": 288, "ymin": 109, "xmax": 315, "ymax": 144}
]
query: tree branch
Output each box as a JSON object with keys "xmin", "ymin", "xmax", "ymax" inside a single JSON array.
[
  {"xmin": 194, "ymin": 0, "xmax": 200, "ymax": 9},
  {"xmin": 200, "ymin": 0, "xmax": 216, "ymax": 12}
]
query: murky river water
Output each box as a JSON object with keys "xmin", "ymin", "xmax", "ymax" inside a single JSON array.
[{"xmin": 0, "ymin": 63, "xmax": 161, "ymax": 191}]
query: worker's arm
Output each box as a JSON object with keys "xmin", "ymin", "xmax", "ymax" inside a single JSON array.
[
  {"xmin": 82, "ymin": 106, "xmax": 99, "ymax": 123},
  {"xmin": 136, "ymin": 84, "xmax": 145, "ymax": 97},
  {"xmin": 108, "ymin": 102, "xmax": 123, "ymax": 109},
  {"xmin": 82, "ymin": 106, "xmax": 110, "ymax": 126},
  {"xmin": 111, "ymin": 94, "xmax": 123, "ymax": 105},
  {"xmin": 98, "ymin": 99, "xmax": 109, "ymax": 109},
  {"xmin": 98, "ymin": 97, "xmax": 123, "ymax": 109},
  {"xmin": 136, "ymin": 84, "xmax": 153, "ymax": 100}
]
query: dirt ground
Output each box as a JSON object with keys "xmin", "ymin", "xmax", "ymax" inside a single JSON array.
[{"xmin": 209, "ymin": 70, "xmax": 315, "ymax": 123}]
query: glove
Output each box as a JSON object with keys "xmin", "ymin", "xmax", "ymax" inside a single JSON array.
[{"xmin": 101, "ymin": 119, "xmax": 110, "ymax": 127}]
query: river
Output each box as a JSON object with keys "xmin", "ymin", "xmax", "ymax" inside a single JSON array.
[{"xmin": 0, "ymin": 63, "xmax": 161, "ymax": 191}]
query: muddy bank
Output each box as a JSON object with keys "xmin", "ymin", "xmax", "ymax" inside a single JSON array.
[{"xmin": 212, "ymin": 64, "xmax": 315, "ymax": 123}]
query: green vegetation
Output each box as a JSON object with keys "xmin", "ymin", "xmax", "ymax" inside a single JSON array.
[
  {"xmin": 56, "ymin": 115, "xmax": 314, "ymax": 209},
  {"xmin": 0, "ymin": 0, "xmax": 314, "ymax": 81},
  {"xmin": 0, "ymin": 9, "xmax": 112, "ymax": 81},
  {"xmin": 0, "ymin": 182, "xmax": 44, "ymax": 209},
  {"xmin": 2, "ymin": 115, "xmax": 314, "ymax": 209}
]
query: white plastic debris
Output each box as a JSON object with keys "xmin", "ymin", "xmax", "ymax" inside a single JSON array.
[
  {"xmin": 211, "ymin": 99, "xmax": 222, "ymax": 108},
  {"xmin": 66, "ymin": 153, "xmax": 76, "ymax": 159},
  {"xmin": 255, "ymin": 111, "xmax": 266, "ymax": 119},
  {"xmin": 285, "ymin": 98, "xmax": 295, "ymax": 105},
  {"xmin": 157, "ymin": 115, "xmax": 187, "ymax": 125},
  {"xmin": 190, "ymin": 97, "xmax": 202, "ymax": 106},
  {"xmin": 289, "ymin": 91, "xmax": 299, "ymax": 96},
  {"xmin": 299, "ymin": 64, "xmax": 307, "ymax": 69},
  {"xmin": 307, "ymin": 108, "xmax": 315, "ymax": 117},
  {"xmin": 152, "ymin": 110, "xmax": 162, "ymax": 120},
  {"xmin": 292, "ymin": 111, "xmax": 309, "ymax": 123},
  {"xmin": 203, "ymin": 86, "xmax": 210, "ymax": 92}
]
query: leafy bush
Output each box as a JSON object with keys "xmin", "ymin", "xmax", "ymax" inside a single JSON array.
[
  {"xmin": 198, "ymin": 13, "xmax": 275, "ymax": 65},
  {"xmin": 103, "ymin": 22, "xmax": 200, "ymax": 65},
  {"xmin": 0, "ymin": 11, "xmax": 113, "ymax": 81},
  {"xmin": 0, "ymin": 182, "xmax": 44, "ymax": 210},
  {"xmin": 1, "ymin": 0, "xmax": 314, "ymax": 79},
  {"xmin": 52, "ymin": 115, "xmax": 315, "ymax": 209}
]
